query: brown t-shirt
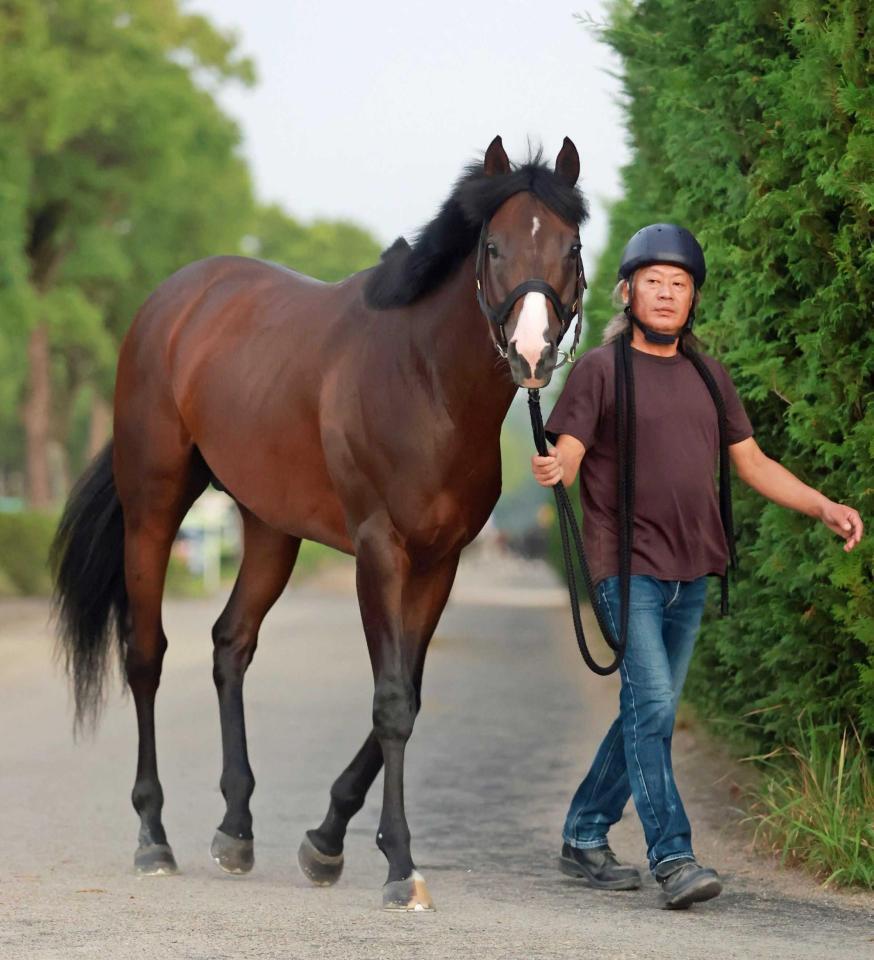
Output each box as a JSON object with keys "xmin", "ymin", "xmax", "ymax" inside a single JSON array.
[{"xmin": 545, "ymin": 341, "xmax": 754, "ymax": 586}]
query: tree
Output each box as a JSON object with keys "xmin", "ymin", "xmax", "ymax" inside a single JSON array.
[
  {"xmin": 0, "ymin": 0, "xmax": 255, "ymax": 503},
  {"xmin": 245, "ymin": 204, "xmax": 382, "ymax": 282}
]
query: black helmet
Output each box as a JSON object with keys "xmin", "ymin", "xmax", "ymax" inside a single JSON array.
[{"xmin": 618, "ymin": 223, "xmax": 706, "ymax": 288}]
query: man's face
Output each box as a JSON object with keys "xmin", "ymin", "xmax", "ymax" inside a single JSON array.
[{"xmin": 625, "ymin": 264, "xmax": 695, "ymax": 334}]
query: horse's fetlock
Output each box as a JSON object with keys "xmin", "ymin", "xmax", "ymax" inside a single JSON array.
[
  {"xmin": 220, "ymin": 767, "xmax": 256, "ymax": 803},
  {"xmin": 376, "ymin": 824, "xmax": 411, "ymax": 857},
  {"xmin": 132, "ymin": 779, "xmax": 163, "ymax": 815}
]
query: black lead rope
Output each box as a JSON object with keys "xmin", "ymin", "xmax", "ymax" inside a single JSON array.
[
  {"xmin": 680, "ymin": 341, "xmax": 736, "ymax": 615},
  {"xmin": 526, "ymin": 332, "xmax": 636, "ymax": 676}
]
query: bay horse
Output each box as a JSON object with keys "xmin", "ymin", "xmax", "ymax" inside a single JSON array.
[{"xmin": 52, "ymin": 136, "xmax": 589, "ymax": 910}]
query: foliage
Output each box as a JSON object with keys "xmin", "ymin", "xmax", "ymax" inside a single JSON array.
[
  {"xmin": 745, "ymin": 721, "xmax": 874, "ymax": 889},
  {"xmin": 0, "ymin": 0, "xmax": 256, "ymax": 484},
  {"xmin": 0, "ymin": 1, "xmax": 385, "ymax": 495},
  {"xmin": 574, "ymin": 0, "xmax": 874, "ymax": 753},
  {"xmin": 0, "ymin": 512, "xmax": 56, "ymax": 594},
  {"xmin": 246, "ymin": 205, "xmax": 382, "ymax": 282}
]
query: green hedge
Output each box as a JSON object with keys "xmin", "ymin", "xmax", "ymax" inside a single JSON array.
[
  {"xmin": 0, "ymin": 512, "xmax": 56, "ymax": 595},
  {"xmin": 571, "ymin": 0, "xmax": 873, "ymax": 750}
]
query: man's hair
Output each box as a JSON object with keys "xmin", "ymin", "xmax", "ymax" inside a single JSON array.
[{"xmin": 601, "ymin": 274, "xmax": 703, "ymax": 349}]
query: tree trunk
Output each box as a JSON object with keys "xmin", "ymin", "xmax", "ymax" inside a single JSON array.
[{"xmin": 23, "ymin": 322, "xmax": 52, "ymax": 509}]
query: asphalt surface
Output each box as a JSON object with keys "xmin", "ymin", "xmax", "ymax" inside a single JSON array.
[{"xmin": 1, "ymin": 549, "xmax": 871, "ymax": 959}]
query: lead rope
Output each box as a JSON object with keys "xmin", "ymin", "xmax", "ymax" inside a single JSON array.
[
  {"xmin": 680, "ymin": 341, "xmax": 736, "ymax": 614},
  {"xmin": 526, "ymin": 331, "xmax": 635, "ymax": 676}
]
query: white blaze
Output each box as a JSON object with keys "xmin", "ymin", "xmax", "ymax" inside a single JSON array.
[
  {"xmin": 531, "ymin": 216, "xmax": 541, "ymax": 239},
  {"xmin": 510, "ymin": 291, "xmax": 549, "ymax": 376}
]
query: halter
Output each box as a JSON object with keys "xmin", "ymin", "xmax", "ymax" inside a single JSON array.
[{"xmin": 474, "ymin": 221, "xmax": 587, "ymax": 363}]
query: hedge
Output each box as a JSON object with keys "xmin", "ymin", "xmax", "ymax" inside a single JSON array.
[{"xmin": 571, "ymin": 0, "xmax": 873, "ymax": 750}]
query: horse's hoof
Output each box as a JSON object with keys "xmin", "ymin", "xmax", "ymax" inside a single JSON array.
[
  {"xmin": 382, "ymin": 870, "xmax": 435, "ymax": 911},
  {"xmin": 134, "ymin": 843, "xmax": 178, "ymax": 876},
  {"xmin": 211, "ymin": 829, "xmax": 254, "ymax": 874},
  {"xmin": 297, "ymin": 832, "xmax": 344, "ymax": 886}
]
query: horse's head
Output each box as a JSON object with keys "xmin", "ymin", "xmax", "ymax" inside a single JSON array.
[{"xmin": 476, "ymin": 136, "xmax": 586, "ymax": 388}]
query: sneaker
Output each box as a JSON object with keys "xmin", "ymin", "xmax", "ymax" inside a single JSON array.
[
  {"xmin": 559, "ymin": 842, "xmax": 642, "ymax": 890},
  {"xmin": 655, "ymin": 857, "xmax": 722, "ymax": 909}
]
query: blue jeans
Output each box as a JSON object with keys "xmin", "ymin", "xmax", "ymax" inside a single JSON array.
[{"xmin": 563, "ymin": 574, "xmax": 709, "ymax": 872}]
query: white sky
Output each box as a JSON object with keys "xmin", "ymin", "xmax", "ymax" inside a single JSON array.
[{"xmin": 186, "ymin": 0, "xmax": 630, "ymax": 260}]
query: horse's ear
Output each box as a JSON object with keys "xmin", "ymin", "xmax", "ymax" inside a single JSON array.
[
  {"xmin": 483, "ymin": 135, "xmax": 511, "ymax": 176},
  {"xmin": 555, "ymin": 137, "xmax": 580, "ymax": 187}
]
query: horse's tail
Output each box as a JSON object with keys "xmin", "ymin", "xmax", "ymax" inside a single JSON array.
[{"xmin": 51, "ymin": 441, "xmax": 128, "ymax": 732}]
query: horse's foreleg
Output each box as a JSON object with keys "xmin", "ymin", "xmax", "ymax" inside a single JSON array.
[
  {"xmin": 302, "ymin": 555, "xmax": 457, "ymax": 885},
  {"xmin": 303, "ymin": 531, "xmax": 458, "ymax": 909},
  {"xmin": 298, "ymin": 732, "xmax": 383, "ymax": 884},
  {"xmin": 210, "ymin": 510, "xmax": 300, "ymax": 874}
]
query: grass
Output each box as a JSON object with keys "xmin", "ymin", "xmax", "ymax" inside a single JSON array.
[{"xmin": 743, "ymin": 719, "xmax": 874, "ymax": 890}]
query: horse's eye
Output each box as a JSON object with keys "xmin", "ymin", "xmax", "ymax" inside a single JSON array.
[
  {"xmin": 569, "ymin": 242, "xmax": 582, "ymax": 257},
  {"xmin": 486, "ymin": 242, "xmax": 499, "ymax": 258}
]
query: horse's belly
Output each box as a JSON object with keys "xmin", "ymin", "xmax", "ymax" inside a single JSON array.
[{"xmin": 191, "ymin": 413, "xmax": 353, "ymax": 554}]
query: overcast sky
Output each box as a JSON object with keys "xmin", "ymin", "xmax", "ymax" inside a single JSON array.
[{"xmin": 187, "ymin": 0, "xmax": 630, "ymax": 261}]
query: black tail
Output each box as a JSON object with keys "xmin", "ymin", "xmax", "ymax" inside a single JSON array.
[{"xmin": 51, "ymin": 441, "xmax": 128, "ymax": 731}]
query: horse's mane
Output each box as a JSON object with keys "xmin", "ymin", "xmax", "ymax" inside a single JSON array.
[{"xmin": 364, "ymin": 148, "xmax": 589, "ymax": 310}]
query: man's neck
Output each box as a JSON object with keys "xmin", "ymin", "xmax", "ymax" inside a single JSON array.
[{"xmin": 629, "ymin": 324, "xmax": 679, "ymax": 358}]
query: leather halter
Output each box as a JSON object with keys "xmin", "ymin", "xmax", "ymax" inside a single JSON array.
[{"xmin": 474, "ymin": 221, "xmax": 587, "ymax": 362}]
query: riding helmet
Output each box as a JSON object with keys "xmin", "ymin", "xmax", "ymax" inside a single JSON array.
[{"xmin": 618, "ymin": 224, "xmax": 706, "ymax": 288}]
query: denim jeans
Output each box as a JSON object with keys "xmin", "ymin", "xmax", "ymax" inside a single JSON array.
[{"xmin": 562, "ymin": 574, "xmax": 709, "ymax": 872}]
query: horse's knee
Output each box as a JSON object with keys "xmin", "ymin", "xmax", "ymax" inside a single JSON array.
[
  {"xmin": 211, "ymin": 616, "xmax": 257, "ymax": 686},
  {"xmin": 373, "ymin": 677, "xmax": 416, "ymax": 742}
]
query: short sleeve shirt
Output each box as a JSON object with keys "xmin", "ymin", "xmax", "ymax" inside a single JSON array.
[{"xmin": 544, "ymin": 342, "xmax": 753, "ymax": 586}]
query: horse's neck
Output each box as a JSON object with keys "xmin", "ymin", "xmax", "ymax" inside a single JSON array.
[{"xmin": 406, "ymin": 255, "xmax": 517, "ymax": 436}]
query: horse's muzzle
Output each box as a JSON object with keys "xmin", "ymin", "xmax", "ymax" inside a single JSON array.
[{"xmin": 507, "ymin": 340, "xmax": 558, "ymax": 388}]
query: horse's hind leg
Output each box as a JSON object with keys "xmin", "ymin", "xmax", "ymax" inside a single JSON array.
[
  {"xmin": 116, "ymin": 445, "xmax": 209, "ymax": 876},
  {"xmin": 210, "ymin": 508, "xmax": 301, "ymax": 874}
]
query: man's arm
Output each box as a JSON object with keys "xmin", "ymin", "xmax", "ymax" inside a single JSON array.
[
  {"xmin": 729, "ymin": 436, "xmax": 864, "ymax": 552},
  {"xmin": 531, "ymin": 433, "xmax": 586, "ymax": 488}
]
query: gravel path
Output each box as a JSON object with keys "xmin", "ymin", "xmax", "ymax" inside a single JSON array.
[{"xmin": 0, "ymin": 551, "xmax": 871, "ymax": 959}]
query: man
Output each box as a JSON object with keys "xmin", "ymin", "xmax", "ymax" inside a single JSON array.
[{"xmin": 531, "ymin": 223, "xmax": 864, "ymax": 909}]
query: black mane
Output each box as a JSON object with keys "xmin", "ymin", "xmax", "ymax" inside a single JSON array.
[{"xmin": 364, "ymin": 149, "xmax": 589, "ymax": 310}]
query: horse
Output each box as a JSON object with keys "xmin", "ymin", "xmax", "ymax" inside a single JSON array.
[{"xmin": 52, "ymin": 135, "xmax": 590, "ymax": 910}]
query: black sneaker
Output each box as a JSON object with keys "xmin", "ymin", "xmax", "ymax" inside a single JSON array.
[
  {"xmin": 655, "ymin": 857, "xmax": 722, "ymax": 909},
  {"xmin": 559, "ymin": 842, "xmax": 642, "ymax": 890}
]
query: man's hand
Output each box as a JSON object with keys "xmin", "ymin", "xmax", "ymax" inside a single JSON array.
[
  {"xmin": 531, "ymin": 434, "xmax": 586, "ymax": 488},
  {"xmin": 819, "ymin": 500, "xmax": 864, "ymax": 552},
  {"xmin": 531, "ymin": 446, "xmax": 564, "ymax": 487}
]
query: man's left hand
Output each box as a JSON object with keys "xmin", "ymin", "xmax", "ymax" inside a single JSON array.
[{"xmin": 819, "ymin": 501, "xmax": 864, "ymax": 552}]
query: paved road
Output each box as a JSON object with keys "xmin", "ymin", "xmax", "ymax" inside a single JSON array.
[{"xmin": 1, "ymin": 551, "xmax": 871, "ymax": 959}]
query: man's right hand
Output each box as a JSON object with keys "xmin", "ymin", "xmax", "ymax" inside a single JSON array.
[
  {"xmin": 531, "ymin": 446, "xmax": 565, "ymax": 487},
  {"xmin": 530, "ymin": 434, "xmax": 586, "ymax": 488}
]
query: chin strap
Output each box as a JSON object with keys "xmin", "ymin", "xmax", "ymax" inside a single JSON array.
[{"xmin": 627, "ymin": 308, "xmax": 681, "ymax": 345}]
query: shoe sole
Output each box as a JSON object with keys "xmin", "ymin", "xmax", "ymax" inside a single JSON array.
[
  {"xmin": 559, "ymin": 855, "xmax": 642, "ymax": 890},
  {"xmin": 661, "ymin": 875, "xmax": 723, "ymax": 910}
]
